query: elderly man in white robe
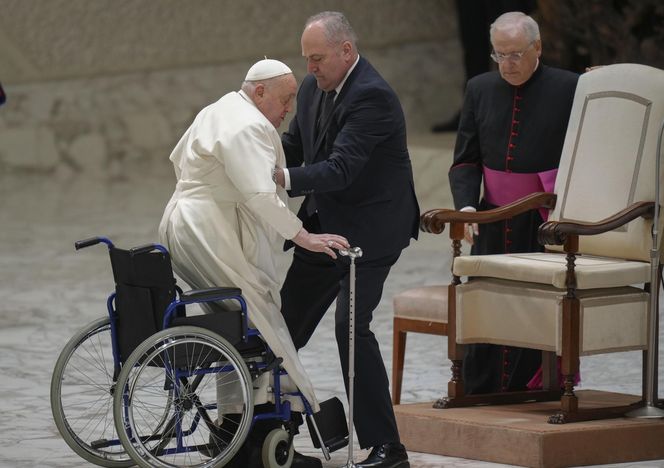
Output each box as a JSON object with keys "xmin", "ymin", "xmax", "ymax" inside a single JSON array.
[{"xmin": 159, "ymin": 59, "xmax": 348, "ymax": 467}]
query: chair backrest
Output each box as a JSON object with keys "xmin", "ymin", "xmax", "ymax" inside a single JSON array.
[
  {"xmin": 547, "ymin": 64, "xmax": 664, "ymax": 261},
  {"xmin": 109, "ymin": 247, "xmax": 177, "ymax": 362}
]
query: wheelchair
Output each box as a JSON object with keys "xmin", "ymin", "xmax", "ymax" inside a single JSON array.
[{"xmin": 51, "ymin": 236, "xmax": 348, "ymax": 468}]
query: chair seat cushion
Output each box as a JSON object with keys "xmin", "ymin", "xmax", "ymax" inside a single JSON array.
[
  {"xmin": 456, "ymin": 278, "xmax": 648, "ymax": 355},
  {"xmin": 393, "ymin": 285, "xmax": 448, "ymax": 322},
  {"xmin": 452, "ymin": 252, "xmax": 650, "ymax": 289}
]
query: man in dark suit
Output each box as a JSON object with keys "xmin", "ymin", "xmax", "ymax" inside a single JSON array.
[{"xmin": 274, "ymin": 11, "xmax": 419, "ymax": 468}]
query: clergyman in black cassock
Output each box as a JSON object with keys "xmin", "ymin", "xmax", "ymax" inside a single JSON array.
[{"xmin": 449, "ymin": 12, "xmax": 579, "ymax": 395}]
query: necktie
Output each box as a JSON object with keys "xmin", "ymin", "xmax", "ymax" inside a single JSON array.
[
  {"xmin": 316, "ymin": 90, "xmax": 336, "ymax": 135},
  {"xmin": 307, "ymin": 91, "xmax": 336, "ymax": 216}
]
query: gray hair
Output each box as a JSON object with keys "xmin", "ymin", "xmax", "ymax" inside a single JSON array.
[
  {"xmin": 490, "ymin": 11, "xmax": 540, "ymax": 43},
  {"xmin": 305, "ymin": 11, "xmax": 358, "ymax": 48},
  {"xmin": 241, "ymin": 74, "xmax": 291, "ymax": 94}
]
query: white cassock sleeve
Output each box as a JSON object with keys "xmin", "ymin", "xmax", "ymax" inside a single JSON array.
[
  {"xmin": 168, "ymin": 128, "xmax": 191, "ymax": 180},
  {"xmin": 221, "ymin": 122, "xmax": 302, "ymax": 240}
]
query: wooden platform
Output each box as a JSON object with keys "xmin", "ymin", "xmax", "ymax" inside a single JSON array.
[{"xmin": 395, "ymin": 391, "xmax": 664, "ymax": 468}]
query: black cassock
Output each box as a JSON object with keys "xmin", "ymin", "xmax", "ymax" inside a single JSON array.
[{"xmin": 449, "ymin": 64, "xmax": 579, "ymax": 394}]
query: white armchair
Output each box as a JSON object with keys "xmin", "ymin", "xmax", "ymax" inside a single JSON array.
[{"xmin": 420, "ymin": 63, "xmax": 664, "ymax": 423}]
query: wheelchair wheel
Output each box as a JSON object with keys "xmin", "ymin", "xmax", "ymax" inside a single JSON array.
[
  {"xmin": 50, "ymin": 317, "xmax": 133, "ymax": 467},
  {"xmin": 262, "ymin": 428, "xmax": 294, "ymax": 468},
  {"xmin": 114, "ymin": 326, "xmax": 254, "ymax": 468}
]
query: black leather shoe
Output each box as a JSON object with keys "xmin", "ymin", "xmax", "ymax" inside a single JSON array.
[
  {"xmin": 292, "ymin": 450, "xmax": 322, "ymax": 468},
  {"xmin": 357, "ymin": 442, "xmax": 409, "ymax": 468}
]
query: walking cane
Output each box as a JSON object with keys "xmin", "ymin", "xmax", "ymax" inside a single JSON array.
[{"xmin": 338, "ymin": 246, "xmax": 363, "ymax": 468}]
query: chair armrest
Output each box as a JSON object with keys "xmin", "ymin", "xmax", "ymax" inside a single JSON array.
[
  {"xmin": 180, "ymin": 286, "xmax": 242, "ymax": 302},
  {"xmin": 538, "ymin": 201, "xmax": 655, "ymax": 245},
  {"xmin": 421, "ymin": 192, "xmax": 557, "ymax": 234}
]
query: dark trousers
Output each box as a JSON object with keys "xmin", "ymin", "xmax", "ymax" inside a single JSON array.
[
  {"xmin": 281, "ymin": 245, "xmax": 401, "ymax": 449},
  {"xmin": 464, "ymin": 208, "xmax": 545, "ymax": 394}
]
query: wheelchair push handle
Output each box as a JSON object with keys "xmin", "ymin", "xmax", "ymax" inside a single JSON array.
[{"xmin": 75, "ymin": 236, "xmax": 114, "ymax": 250}]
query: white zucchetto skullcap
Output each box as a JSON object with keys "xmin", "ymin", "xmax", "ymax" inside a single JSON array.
[{"xmin": 245, "ymin": 59, "xmax": 293, "ymax": 81}]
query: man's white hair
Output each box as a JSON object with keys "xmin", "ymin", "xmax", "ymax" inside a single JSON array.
[
  {"xmin": 490, "ymin": 11, "xmax": 540, "ymax": 43},
  {"xmin": 241, "ymin": 73, "xmax": 291, "ymax": 95}
]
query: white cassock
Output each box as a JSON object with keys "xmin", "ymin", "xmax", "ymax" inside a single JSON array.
[{"xmin": 158, "ymin": 90, "xmax": 318, "ymax": 412}]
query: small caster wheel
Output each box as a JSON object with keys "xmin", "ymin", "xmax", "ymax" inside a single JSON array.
[{"xmin": 262, "ymin": 428, "xmax": 294, "ymax": 468}]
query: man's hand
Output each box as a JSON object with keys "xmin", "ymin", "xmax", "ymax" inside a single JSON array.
[
  {"xmin": 464, "ymin": 223, "xmax": 478, "ymax": 245},
  {"xmin": 292, "ymin": 228, "xmax": 350, "ymax": 259},
  {"xmin": 273, "ymin": 167, "xmax": 286, "ymax": 188},
  {"xmin": 460, "ymin": 206, "xmax": 478, "ymax": 245}
]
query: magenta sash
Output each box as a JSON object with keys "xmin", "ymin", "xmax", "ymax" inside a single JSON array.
[{"xmin": 483, "ymin": 166, "xmax": 557, "ymax": 221}]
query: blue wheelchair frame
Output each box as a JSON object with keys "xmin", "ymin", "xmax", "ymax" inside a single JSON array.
[{"xmin": 76, "ymin": 236, "xmax": 325, "ymax": 461}]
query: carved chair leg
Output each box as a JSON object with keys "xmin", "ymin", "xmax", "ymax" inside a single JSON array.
[
  {"xmin": 560, "ymin": 287, "xmax": 580, "ymax": 415},
  {"xmin": 435, "ymin": 235, "xmax": 465, "ymax": 409},
  {"xmin": 434, "ymin": 282, "xmax": 463, "ymax": 408},
  {"xmin": 448, "ymin": 359, "xmax": 464, "ymax": 397},
  {"xmin": 561, "ymin": 374, "xmax": 579, "ymax": 413}
]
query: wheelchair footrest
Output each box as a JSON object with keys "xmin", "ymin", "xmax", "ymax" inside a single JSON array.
[{"xmin": 306, "ymin": 397, "xmax": 349, "ymax": 453}]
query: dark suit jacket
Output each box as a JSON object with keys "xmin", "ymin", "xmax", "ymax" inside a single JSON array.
[{"xmin": 282, "ymin": 57, "xmax": 419, "ymax": 260}]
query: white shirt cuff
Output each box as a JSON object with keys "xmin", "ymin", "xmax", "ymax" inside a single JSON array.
[{"xmin": 283, "ymin": 168, "xmax": 292, "ymax": 190}]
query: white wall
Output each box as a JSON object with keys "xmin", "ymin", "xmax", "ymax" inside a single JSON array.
[{"xmin": 0, "ymin": 0, "xmax": 463, "ymax": 175}]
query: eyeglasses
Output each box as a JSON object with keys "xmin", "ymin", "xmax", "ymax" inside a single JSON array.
[{"xmin": 490, "ymin": 42, "xmax": 535, "ymax": 63}]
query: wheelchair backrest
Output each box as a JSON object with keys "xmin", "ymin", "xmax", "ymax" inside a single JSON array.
[{"xmin": 109, "ymin": 247, "xmax": 178, "ymax": 362}]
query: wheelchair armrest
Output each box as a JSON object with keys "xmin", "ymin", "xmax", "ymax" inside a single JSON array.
[
  {"xmin": 164, "ymin": 286, "xmax": 247, "ymax": 336},
  {"xmin": 180, "ymin": 286, "xmax": 242, "ymax": 302},
  {"xmin": 166, "ymin": 287, "xmax": 246, "ymax": 337},
  {"xmin": 129, "ymin": 243, "xmax": 169, "ymax": 256}
]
